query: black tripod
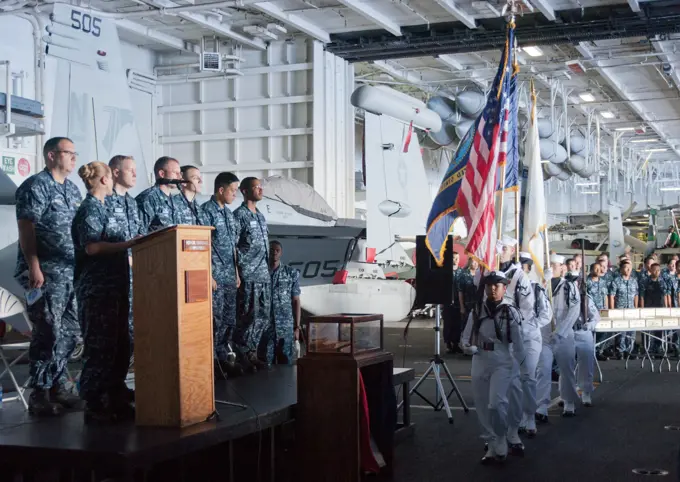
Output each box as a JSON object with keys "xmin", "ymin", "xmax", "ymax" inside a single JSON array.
[{"xmin": 398, "ymin": 305, "xmax": 469, "ymax": 424}]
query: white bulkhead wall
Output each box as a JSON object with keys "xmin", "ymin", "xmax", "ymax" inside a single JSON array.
[{"xmin": 157, "ymin": 39, "xmax": 355, "ymax": 218}]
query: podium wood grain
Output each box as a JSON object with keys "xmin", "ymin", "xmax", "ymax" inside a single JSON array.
[{"xmin": 131, "ymin": 225, "xmax": 215, "ymax": 427}]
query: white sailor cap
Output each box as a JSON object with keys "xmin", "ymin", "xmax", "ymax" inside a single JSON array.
[
  {"xmin": 519, "ymin": 251, "xmax": 532, "ymax": 261},
  {"xmin": 550, "ymin": 253, "xmax": 565, "ymax": 265},
  {"xmin": 482, "ymin": 270, "xmax": 510, "ymax": 285},
  {"xmin": 499, "ymin": 235, "xmax": 518, "ymax": 247}
]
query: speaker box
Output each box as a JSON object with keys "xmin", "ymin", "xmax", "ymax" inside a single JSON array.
[{"xmin": 415, "ymin": 235, "xmax": 454, "ymax": 306}]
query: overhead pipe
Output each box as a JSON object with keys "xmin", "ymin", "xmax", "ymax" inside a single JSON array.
[
  {"xmin": 155, "ymin": 69, "xmax": 244, "ymax": 85},
  {"xmin": 0, "ymin": 0, "xmax": 245, "ymax": 18}
]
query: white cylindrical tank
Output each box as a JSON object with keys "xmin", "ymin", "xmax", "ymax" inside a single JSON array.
[
  {"xmin": 426, "ymin": 96, "xmax": 463, "ymax": 125},
  {"xmin": 544, "ymin": 162, "xmax": 564, "ymax": 177},
  {"xmin": 456, "ymin": 90, "xmax": 485, "ymax": 117},
  {"xmin": 569, "ymin": 134, "xmax": 587, "ymax": 154},
  {"xmin": 556, "ymin": 170, "xmax": 572, "ymax": 181},
  {"xmin": 539, "ymin": 139, "xmax": 568, "ymax": 164},
  {"xmin": 455, "ymin": 117, "xmax": 475, "ymax": 140},
  {"xmin": 351, "ymin": 85, "xmax": 443, "ymax": 132},
  {"xmin": 566, "ymin": 154, "xmax": 586, "ymax": 174},
  {"xmin": 537, "ymin": 118, "xmax": 554, "ymax": 139}
]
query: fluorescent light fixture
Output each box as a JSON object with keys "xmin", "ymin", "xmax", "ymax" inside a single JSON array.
[
  {"xmin": 644, "ymin": 214, "xmax": 649, "ymax": 218},
  {"xmin": 600, "ymin": 111, "xmax": 615, "ymax": 119},
  {"xmin": 660, "ymin": 187, "xmax": 680, "ymax": 192},
  {"xmin": 615, "ymin": 127, "xmax": 636, "ymax": 131},
  {"xmin": 523, "ymin": 46, "xmax": 543, "ymax": 57},
  {"xmin": 579, "ymin": 92, "xmax": 596, "ymax": 102},
  {"xmin": 630, "ymin": 138, "xmax": 658, "ymax": 143},
  {"xmin": 645, "ymin": 148, "xmax": 669, "ymax": 153},
  {"xmin": 575, "ymin": 182, "xmax": 599, "ymax": 186},
  {"xmin": 582, "ymin": 191, "xmax": 600, "ymax": 194},
  {"xmin": 625, "ymin": 218, "xmax": 632, "ymax": 221}
]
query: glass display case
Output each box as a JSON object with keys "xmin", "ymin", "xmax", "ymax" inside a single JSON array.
[{"xmin": 305, "ymin": 313, "xmax": 383, "ymax": 356}]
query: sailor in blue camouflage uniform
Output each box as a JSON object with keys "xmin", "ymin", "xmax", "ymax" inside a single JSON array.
[
  {"xmin": 587, "ymin": 262, "xmax": 611, "ymax": 360},
  {"xmin": 106, "ymin": 155, "xmax": 142, "ymax": 360},
  {"xmin": 640, "ymin": 262, "xmax": 668, "ymax": 355},
  {"xmin": 72, "ymin": 162, "xmax": 136, "ymax": 422},
  {"xmin": 665, "ymin": 260, "xmax": 679, "ymax": 308},
  {"xmin": 458, "ymin": 258, "xmax": 481, "ymax": 326},
  {"xmin": 267, "ymin": 240, "xmax": 302, "ymax": 364},
  {"xmin": 608, "ymin": 259, "xmax": 639, "ymax": 358},
  {"xmin": 233, "ymin": 177, "xmax": 271, "ymax": 371},
  {"xmin": 200, "ymin": 172, "xmax": 243, "ymax": 377},
  {"xmin": 135, "ymin": 156, "xmax": 182, "ymax": 233},
  {"xmin": 443, "ymin": 251, "xmax": 462, "ymax": 353},
  {"xmin": 14, "ymin": 137, "xmax": 82, "ymax": 416},
  {"xmin": 175, "ymin": 165, "xmax": 207, "ymax": 225}
]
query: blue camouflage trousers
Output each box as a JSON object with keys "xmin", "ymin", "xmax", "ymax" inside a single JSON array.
[
  {"xmin": 77, "ymin": 286, "xmax": 130, "ymax": 402},
  {"xmin": 18, "ymin": 270, "xmax": 80, "ymax": 390},
  {"xmin": 128, "ymin": 273, "xmax": 134, "ymax": 356},
  {"xmin": 233, "ymin": 281, "xmax": 271, "ymax": 363},
  {"xmin": 212, "ymin": 283, "xmax": 238, "ymax": 361},
  {"xmin": 271, "ymin": 317, "xmax": 295, "ymax": 365}
]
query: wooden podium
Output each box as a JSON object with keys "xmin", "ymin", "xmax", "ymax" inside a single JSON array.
[{"xmin": 131, "ymin": 225, "xmax": 215, "ymax": 427}]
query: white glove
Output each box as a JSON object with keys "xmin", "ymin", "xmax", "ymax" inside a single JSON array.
[
  {"xmin": 550, "ymin": 333, "xmax": 564, "ymax": 347},
  {"xmin": 544, "ymin": 268, "xmax": 553, "ymax": 282},
  {"xmin": 463, "ymin": 344, "xmax": 479, "ymax": 355}
]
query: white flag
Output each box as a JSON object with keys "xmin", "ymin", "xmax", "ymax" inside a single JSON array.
[{"xmin": 521, "ymin": 86, "xmax": 547, "ymax": 282}]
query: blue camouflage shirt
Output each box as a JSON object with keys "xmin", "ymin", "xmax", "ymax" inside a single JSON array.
[
  {"xmin": 233, "ymin": 203, "xmax": 270, "ymax": 284},
  {"xmin": 457, "ymin": 270, "xmax": 478, "ymax": 307},
  {"xmin": 665, "ymin": 273, "xmax": 679, "ymax": 307},
  {"xmin": 452, "ymin": 268, "xmax": 463, "ymax": 305},
  {"xmin": 105, "ymin": 189, "xmax": 142, "ymax": 241},
  {"xmin": 271, "ymin": 264, "xmax": 301, "ymax": 326},
  {"xmin": 587, "ymin": 276, "xmax": 609, "ymax": 310},
  {"xmin": 72, "ymin": 194, "xmax": 129, "ymax": 288},
  {"xmin": 608, "ymin": 275, "xmax": 639, "ymax": 309},
  {"xmin": 136, "ymin": 185, "xmax": 177, "ymax": 234},
  {"xmin": 174, "ymin": 193, "xmax": 207, "ymax": 226},
  {"xmin": 641, "ymin": 276, "xmax": 669, "ymax": 308},
  {"xmin": 15, "ymin": 168, "xmax": 82, "ymax": 277},
  {"xmin": 200, "ymin": 197, "xmax": 239, "ymax": 285}
]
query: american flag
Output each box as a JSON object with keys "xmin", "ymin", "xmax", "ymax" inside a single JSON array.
[
  {"xmin": 424, "ymin": 23, "xmax": 516, "ymax": 268},
  {"xmin": 497, "ymin": 62, "xmax": 520, "ymax": 194},
  {"xmin": 456, "ymin": 25, "xmax": 515, "ymax": 270}
]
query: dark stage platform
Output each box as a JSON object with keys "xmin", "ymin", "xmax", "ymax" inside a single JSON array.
[{"xmin": 0, "ymin": 366, "xmax": 296, "ymax": 481}]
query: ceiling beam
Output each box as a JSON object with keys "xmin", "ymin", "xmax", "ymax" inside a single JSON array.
[
  {"xmin": 436, "ymin": 54, "xmax": 488, "ymax": 89},
  {"xmin": 433, "ymin": 0, "xmax": 476, "ymax": 29},
  {"xmin": 371, "ymin": 60, "xmax": 438, "ymax": 93},
  {"xmin": 653, "ymin": 37, "xmax": 680, "ymax": 95},
  {"xmin": 627, "ymin": 0, "xmax": 641, "ymax": 13},
  {"xmin": 576, "ymin": 41, "xmax": 680, "ymax": 160},
  {"xmin": 527, "ymin": 0, "xmax": 556, "ymax": 21},
  {"xmin": 335, "ymin": 0, "xmax": 402, "ymax": 36},
  {"xmin": 253, "ymin": 2, "xmax": 331, "ymax": 42},
  {"xmin": 147, "ymin": 0, "xmax": 266, "ymax": 50},
  {"xmin": 116, "ymin": 20, "xmax": 200, "ymax": 54}
]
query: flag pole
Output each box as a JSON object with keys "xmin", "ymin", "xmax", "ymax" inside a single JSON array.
[
  {"xmin": 512, "ymin": 39, "xmax": 520, "ymax": 265},
  {"xmin": 496, "ymin": 163, "xmax": 507, "ymax": 270}
]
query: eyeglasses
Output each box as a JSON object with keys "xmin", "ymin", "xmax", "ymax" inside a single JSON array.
[{"xmin": 54, "ymin": 150, "xmax": 78, "ymax": 157}]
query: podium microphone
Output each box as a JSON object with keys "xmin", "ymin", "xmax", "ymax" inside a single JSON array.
[{"xmin": 157, "ymin": 178, "xmax": 191, "ymax": 185}]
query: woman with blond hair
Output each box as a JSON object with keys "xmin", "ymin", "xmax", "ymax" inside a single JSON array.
[{"xmin": 71, "ymin": 161, "xmax": 137, "ymax": 422}]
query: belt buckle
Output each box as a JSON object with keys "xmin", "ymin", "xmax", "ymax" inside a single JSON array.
[{"xmin": 482, "ymin": 342, "xmax": 494, "ymax": 351}]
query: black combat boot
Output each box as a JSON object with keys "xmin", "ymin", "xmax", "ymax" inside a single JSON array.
[
  {"xmin": 50, "ymin": 384, "xmax": 80, "ymax": 409},
  {"xmin": 28, "ymin": 389, "xmax": 62, "ymax": 416}
]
